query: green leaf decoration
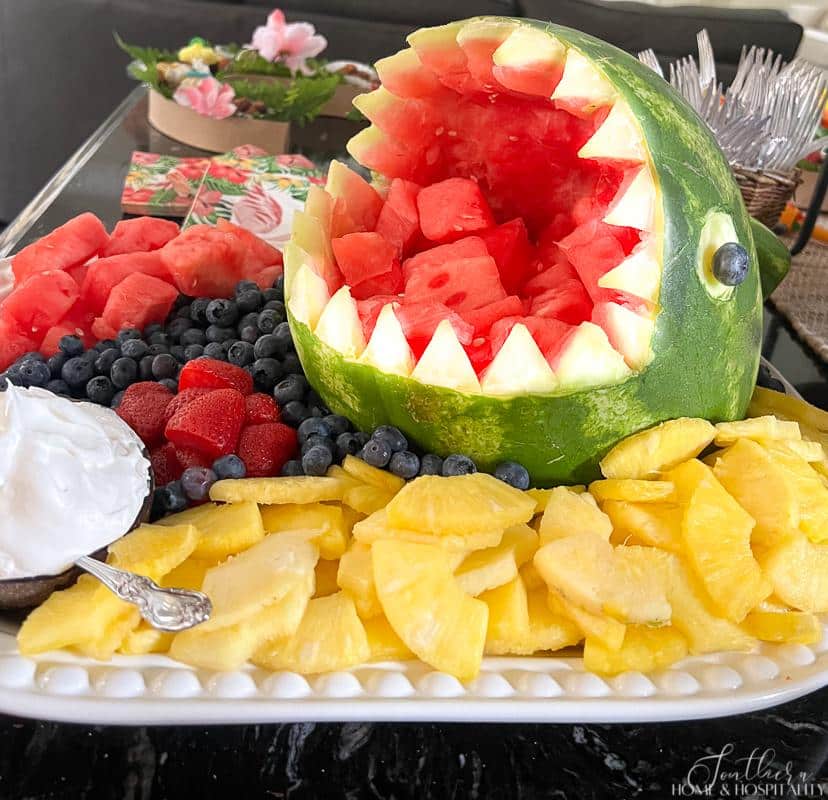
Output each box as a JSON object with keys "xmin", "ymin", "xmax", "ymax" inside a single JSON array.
[
  {"xmin": 115, "ymin": 33, "xmax": 176, "ymax": 98},
  {"xmin": 227, "ymin": 74, "xmax": 341, "ymax": 124}
]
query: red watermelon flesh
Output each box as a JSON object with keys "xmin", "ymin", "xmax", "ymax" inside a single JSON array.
[
  {"xmin": 102, "ymin": 217, "xmax": 180, "ymax": 257},
  {"xmin": 402, "ymin": 236, "xmax": 488, "ymax": 282},
  {"xmin": 465, "ymin": 336, "xmax": 494, "ymax": 375},
  {"xmin": 477, "ymin": 218, "xmax": 532, "ymax": 294},
  {"xmin": 40, "ymin": 299, "xmax": 97, "ymax": 355},
  {"xmin": 375, "ymin": 178, "xmax": 422, "ymax": 257},
  {"xmin": 522, "ymin": 260, "xmax": 580, "ymax": 297},
  {"xmin": 350, "ymin": 260, "xmax": 404, "ymax": 301},
  {"xmin": 216, "ymin": 220, "xmax": 283, "ymax": 279},
  {"xmin": 0, "ymin": 316, "xmax": 38, "ymax": 371},
  {"xmin": 81, "ymin": 251, "xmax": 172, "ymax": 313},
  {"xmin": 332, "ymin": 232, "xmax": 398, "ymax": 287},
  {"xmin": 460, "ymin": 295, "xmax": 524, "ymax": 336},
  {"xmin": 357, "ymin": 295, "xmax": 401, "ymax": 340},
  {"xmin": 530, "ymin": 280, "xmax": 593, "ymax": 324},
  {"xmin": 490, "ymin": 315, "xmax": 573, "ymax": 362},
  {"xmin": 1, "ymin": 270, "xmax": 79, "ymax": 339},
  {"xmin": 65, "ymin": 262, "xmax": 91, "ymax": 288},
  {"xmin": 160, "ymin": 224, "xmax": 244, "ymax": 297},
  {"xmin": 405, "ymin": 255, "xmax": 506, "ymax": 313},
  {"xmin": 396, "ymin": 301, "xmax": 474, "ymax": 357},
  {"xmin": 558, "ymin": 220, "xmax": 632, "ymax": 303},
  {"xmin": 417, "ymin": 177, "xmax": 495, "ymax": 242},
  {"xmin": 101, "ymin": 272, "xmax": 178, "ymax": 333}
]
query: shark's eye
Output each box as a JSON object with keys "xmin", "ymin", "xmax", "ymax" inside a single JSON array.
[{"xmin": 712, "ymin": 243, "xmax": 749, "ymax": 286}]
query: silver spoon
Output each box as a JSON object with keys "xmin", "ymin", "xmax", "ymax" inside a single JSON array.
[{"xmin": 75, "ymin": 556, "xmax": 212, "ymax": 632}]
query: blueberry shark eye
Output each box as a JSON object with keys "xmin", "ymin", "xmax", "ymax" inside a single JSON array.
[{"xmin": 712, "ymin": 243, "xmax": 750, "ymax": 287}]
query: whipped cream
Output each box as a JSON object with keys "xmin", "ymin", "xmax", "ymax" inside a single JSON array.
[{"xmin": 0, "ymin": 385, "xmax": 151, "ymax": 578}]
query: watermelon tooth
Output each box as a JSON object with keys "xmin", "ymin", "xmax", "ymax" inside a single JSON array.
[
  {"xmin": 551, "ymin": 48, "xmax": 616, "ymax": 115},
  {"xmin": 578, "ymin": 100, "xmax": 647, "ymax": 163},
  {"xmin": 411, "ymin": 318, "xmax": 481, "ymax": 394},
  {"xmin": 603, "ymin": 165, "xmax": 657, "ymax": 232},
  {"xmin": 375, "ymin": 48, "xmax": 445, "ymax": 99},
  {"xmin": 591, "ymin": 302, "xmax": 655, "ymax": 370},
  {"xmin": 288, "ymin": 263, "xmax": 330, "ymax": 329},
  {"xmin": 326, "ymin": 160, "xmax": 384, "ymax": 235},
  {"xmin": 313, "ymin": 286, "xmax": 366, "ymax": 359},
  {"xmin": 547, "ymin": 321, "xmax": 631, "ymax": 390},
  {"xmin": 407, "ymin": 22, "xmax": 473, "ymax": 94},
  {"xmin": 347, "ymin": 126, "xmax": 428, "ymax": 183},
  {"xmin": 480, "ymin": 323, "xmax": 558, "ymax": 396},
  {"xmin": 491, "ymin": 28, "xmax": 565, "ymax": 98},
  {"xmin": 291, "ymin": 210, "xmax": 342, "ymax": 295},
  {"xmin": 455, "ymin": 18, "xmax": 516, "ymax": 92},
  {"xmin": 360, "ymin": 304, "xmax": 415, "ymax": 377},
  {"xmin": 597, "ymin": 237, "xmax": 662, "ymax": 304}
]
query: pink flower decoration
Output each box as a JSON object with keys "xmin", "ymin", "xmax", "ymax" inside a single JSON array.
[
  {"xmin": 249, "ymin": 9, "xmax": 327, "ymax": 74},
  {"xmin": 231, "ymin": 184, "xmax": 284, "ymax": 236},
  {"xmin": 174, "ymin": 77, "xmax": 236, "ymax": 120}
]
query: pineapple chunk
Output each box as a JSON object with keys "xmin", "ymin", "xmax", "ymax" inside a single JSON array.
[
  {"xmin": 714, "ymin": 416, "xmax": 801, "ymax": 446},
  {"xmin": 605, "ymin": 546, "xmax": 673, "ymax": 624},
  {"xmin": 155, "ymin": 503, "xmax": 218, "ymax": 528},
  {"xmin": 170, "ymin": 577, "xmax": 313, "ymax": 671},
  {"xmin": 599, "ymin": 418, "xmax": 716, "ymax": 479},
  {"xmin": 342, "ymin": 484, "xmax": 396, "ymax": 515},
  {"xmin": 539, "ymin": 486, "xmax": 612, "ymax": 544},
  {"xmin": 75, "ymin": 600, "xmax": 141, "ymax": 660},
  {"xmin": 191, "ymin": 501, "xmax": 265, "ymax": 560},
  {"xmin": 314, "ymin": 558, "xmax": 340, "ymax": 597},
  {"xmin": 199, "ymin": 532, "xmax": 318, "ymax": 631},
  {"xmin": 669, "ymin": 459, "xmax": 770, "ymax": 622},
  {"xmin": 455, "ymin": 544, "xmax": 518, "ymax": 597},
  {"xmin": 108, "ymin": 523, "xmax": 200, "ymax": 578},
  {"xmin": 603, "ymin": 500, "xmax": 683, "ymax": 553},
  {"xmin": 584, "ymin": 625, "xmax": 688, "ymax": 676},
  {"xmin": 341, "ymin": 454, "xmax": 405, "ymax": 493},
  {"xmin": 519, "ymin": 561, "xmax": 545, "ymax": 590},
  {"xmin": 526, "ymin": 589, "xmax": 583, "ymax": 652},
  {"xmin": 547, "ymin": 587, "xmax": 626, "ymax": 651},
  {"xmin": 119, "ymin": 622, "xmax": 174, "ymax": 655},
  {"xmin": 326, "ymin": 463, "xmax": 364, "ymax": 491},
  {"xmin": 480, "ymin": 577, "xmax": 532, "ymax": 655},
  {"xmin": 253, "ymin": 592, "xmax": 370, "ymax": 674},
  {"xmin": 364, "ymin": 614, "xmax": 414, "ymax": 661},
  {"xmin": 386, "ymin": 473, "xmax": 536, "ymax": 535},
  {"xmin": 261, "ymin": 502, "xmax": 349, "ymax": 559},
  {"xmin": 210, "ymin": 476, "xmax": 345, "ymax": 505},
  {"xmin": 758, "ymin": 533, "xmax": 828, "ymax": 612},
  {"xmin": 774, "ymin": 439, "xmax": 826, "ymax": 463},
  {"xmin": 353, "ymin": 508, "xmax": 503, "ymax": 551},
  {"xmin": 372, "ymin": 540, "xmax": 488, "ymax": 681},
  {"xmin": 503, "ymin": 524, "xmax": 540, "ymax": 565},
  {"xmin": 527, "ymin": 486, "xmax": 586, "ymax": 513},
  {"xmin": 711, "ymin": 438, "xmax": 799, "ymax": 547},
  {"xmin": 161, "ymin": 558, "xmax": 215, "ymax": 591},
  {"xmin": 589, "ymin": 479, "xmax": 675, "ymax": 503},
  {"xmin": 743, "ymin": 610, "xmax": 821, "ymax": 645},
  {"xmin": 337, "ymin": 542, "xmax": 382, "ymax": 619}
]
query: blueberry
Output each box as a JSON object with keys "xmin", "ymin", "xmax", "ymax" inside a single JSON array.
[
  {"xmin": 81, "ymin": 349, "xmax": 99, "ymax": 365},
  {"xmin": 494, "ymin": 461, "xmax": 530, "ymax": 490},
  {"xmin": 181, "ymin": 467, "xmax": 217, "ymax": 501},
  {"xmin": 205, "ymin": 324, "xmax": 236, "ymax": 344},
  {"xmin": 174, "ymin": 294, "xmax": 191, "ymax": 310},
  {"xmin": 228, "ymin": 340, "xmax": 255, "ymax": 367},
  {"xmin": 16, "ymin": 359, "xmax": 51, "ymax": 388},
  {"xmin": 442, "ymin": 454, "xmax": 477, "ymax": 476},
  {"xmin": 148, "ymin": 331, "xmax": 170, "ymax": 348},
  {"xmin": 305, "ymin": 390, "xmax": 327, "ymax": 414},
  {"xmin": 149, "ymin": 489, "xmax": 167, "ymax": 522},
  {"xmin": 152, "ymin": 353, "xmax": 179, "ymax": 380},
  {"xmin": 361, "ymin": 438, "xmax": 392, "ymax": 468},
  {"xmin": 273, "ymin": 374, "xmax": 307, "ymax": 405},
  {"xmin": 302, "ymin": 434, "xmax": 334, "ymax": 457},
  {"xmin": 372, "ymin": 425, "xmax": 407, "ymax": 454},
  {"xmin": 212, "ymin": 454, "xmax": 246, "ymax": 480},
  {"xmin": 281, "ymin": 353, "xmax": 302, "ymax": 375},
  {"xmin": 61, "ymin": 356, "xmax": 94, "ymax": 388},
  {"xmin": 251, "ymin": 357, "xmax": 282, "ymax": 389},
  {"xmin": 323, "ymin": 415, "xmax": 350, "ymax": 437},
  {"xmin": 203, "ymin": 342, "xmax": 227, "ymax": 361},
  {"xmin": 58, "ymin": 335, "xmax": 85, "ymax": 357},
  {"xmin": 235, "ymin": 279, "xmax": 259, "ymax": 296},
  {"xmin": 390, "ymin": 450, "xmax": 420, "ymax": 480},
  {"xmin": 253, "ymin": 333, "xmax": 280, "ymax": 360},
  {"xmin": 158, "ymin": 480, "xmax": 188, "ymax": 513},
  {"xmin": 95, "ymin": 338, "xmax": 118, "ymax": 353},
  {"xmin": 159, "ymin": 378, "xmax": 178, "ymax": 393},
  {"xmin": 335, "ymin": 432, "xmax": 362, "ymax": 461},
  {"xmin": 240, "ymin": 326, "xmax": 259, "ymax": 344},
  {"xmin": 189, "ymin": 298, "xmax": 210, "ymax": 325},
  {"xmin": 297, "ymin": 417, "xmax": 331, "ymax": 443},
  {"xmin": 263, "ymin": 300, "xmax": 286, "ymax": 316},
  {"xmin": 86, "ymin": 375, "xmax": 115, "ymax": 405},
  {"xmin": 46, "ymin": 379, "xmax": 70, "ymax": 395},
  {"xmin": 421, "ymin": 455, "xmax": 445, "ymax": 477},
  {"xmin": 302, "ymin": 445, "xmax": 333, "ymax": 476},
  {"xmin": 222, "ymin": 339, "xmax": 236, "ymax": 355},
  {"xmin": 237, "ymin": 311, "xmax": 260, "ymax": 333},
  {"xmin": 111, "ymin": 390, "xmax": 125, "ymax": 408},
  {"xmin": 148, "ymin": 343, "xmax": 170, "ymax": 357},
  {"xmin": 110, "ymin": 357, "xmax": 138, "ymax": 389},
  {"xmin": 257, "ymin": 309, "xmax": 281, "ymax": 334},
  {"xmin": 170, "ymin": 345, "xmax": 186, "ymax": 363},
  {"xmin": 236, "ymin": 289, "xmax": 263, "ymax": 314},
  {"xmin": 272, "ymin": 275, "xmax": 285, "ymax": 300},
  {"xmin": 179, "ymin": 328, "xmax": 206, "ymax": 347},
  {"xmin": 281, "ymin": 400, "xmax": 308, "ymax": 427},
  {"xmin": 144, "ymin": 323, "xmax": 163, "ymax": 337},
  {"xmin": 137, "ymin": 355, "xmax": 153, "ymax": 381},
  {"xmin": 757, "ymin": 362, "xmax": 785, "ymax": 392},
  {"xmin": 271, "ymin": 322, "xmax": 293, "ymax": 355},
  {"xmin": 355, "ymin": 431, "xmax": 370, "ymax": 448},
  {"xmin": 166, "ymin": 317, "xmax": 192, "ymax": 341},
  {"xmin": 47, "ymin": 353, "xmax": 67, "ymax": 377},
  {"xmin": 120, "ymin": 338, "xmax": 149, "ymax": 360},
  {"xmin": 280, "ymin": 459, "xmax": 304, "ymax": 477},
  {"xmin": 176, "ymin": 304, "xmax": 192, "ymax": 319},
  {"xmin": 117, "ymin": 328, "xmax": 142, "ymax": 344},
  {"xmin": 206, "ymin": 298, "xmax": 239, "ymax": 327},
  {"xmin": 712, "ymin": 242, "xmax": 750, "ymax": 286},
  {"xmin": 184, "ymin": 344, "xmax": 205, "ymax": 362}
]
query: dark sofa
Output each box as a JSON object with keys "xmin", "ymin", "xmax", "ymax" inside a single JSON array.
[{"xmin": 0, "ymin": 0, "xmax": 802, "ymax": 224}]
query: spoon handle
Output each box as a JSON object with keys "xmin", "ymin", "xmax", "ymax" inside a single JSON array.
[{"xmin": 75, "ymin": 556, "xmax": 212, "ymax": 632}]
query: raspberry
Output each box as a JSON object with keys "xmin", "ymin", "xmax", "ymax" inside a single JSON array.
[
  {"xmin": 165, "ymin": 388, "xmax": 245, "ymax": 459},
  {"xmin": 116, "ymin": 381, "xmax": 174, "ymax": 445},
  {"xmin": 163, "ymin": 386, "xmax": 212, "ymax": 424},
  {"xmin": 150, "ymin": 442, "xmax": 181, "ymax": 485},
  {"xmin": 237, "ymin": 423, "xmax": 298, "ymax": 477},
  {"xmin": 178, "ymin": 357, "xmax": 253, "ymax": 396},
  {"xmin": 244, "ymin": 392, "xmax": 281, "ymax": 425}
]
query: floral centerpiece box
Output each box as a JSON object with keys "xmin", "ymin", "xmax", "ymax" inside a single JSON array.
[{"xmin": 119, "ymin": 8, "xmax": 376, "ymax": 154}]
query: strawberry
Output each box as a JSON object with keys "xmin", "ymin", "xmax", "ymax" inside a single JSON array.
[
  {"xmin": 178, "ymin": 357, "xmax": 253, "ymax": 396},
  {"xmin": 163, "ymin": 386, "xmax": 212, "ymax": 424},
  {"xmin": 116, "ymin": 382, "xmax": 174, "ymax": 446},
  {"xmin": 245, "ymin": 392, "xmax": 281, "ymax": 425},
  {"xmin": 165, "ymin": 388, "xmax": 245, "ymax": 459},
  {"xmin": 150, "ymin": 442, "xmax": 181, "ymax": 485},
  {"xmin": 174, "ymin": 445, "xmax": 214, "ymax": 472},
  {"xmin": 237, "ymin": 423, "xmax": 298, "ymax": 477}
]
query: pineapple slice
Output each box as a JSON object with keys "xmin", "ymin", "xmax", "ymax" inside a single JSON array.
[
  {"xmin": 108, "ymin": 523, "xmax": 200, "ymax": 578},
  {"xmin": 589, "ymin": 479, "xmax": 675, "ymax": 503},
  {"xmin": 775, "ymin": 439, "xmax": 826, "ymax": 463},
  {"xmin": 519, "ymin": 561, "xmax": 544, "ymax": 590},
  {"xmin": 75, "ymin": 599, "xmax": 141, "ymax": 660},
  {"xmin": 480, "ymin": 577, "xmax": 532, "ymax": 655},
  {"xmin": 341, "ymin": 454, "xmax": 405, "ymax": 493},
  {"xmin": 155, "ymin": 503, "xmax": 218, "ymax": 528},
  {"xmin": 547, "ymin": 587, "xmax": 626, "ymax": 651},
  {"xmin": 372, "ymin": 540, "xmax": 488, "ymax": 681},
  {"xmin": 326, "ymin": 463, "xmax": 364, "ymax": 491},
  {"xmin": 337, "ymin": 542, "xmax": 382, "ymax": 619},
  {"xmin": 119, "ymin": 622, "xmax": 174, "ymax": 655},
  {"xmin": 364, "ymin": 614, "xmax": 414, "ymax": 661},
  {"xmin": 711, "ymin": 438, "xmax": 799, "ymax": 547},
  {"xmin": 714, "ymin": 416, "xmax": 801, "ymax": 446},
  {"xmin": 668, "ymin": 459, "xmax": 770, "ymax": 622},
  {"xmin": 605, "ymin": 546, "xmax": 673, "ymax": 624},
  {"xmin": 455, "ymin": 544, "xmax": 518, "ymax": 597},
  {"xmin": 261, "ymin": 502, "xmax": 349, "ymax": 559},
  {"xmin": 161, "ymin": 558, "xmax": 215, "ymax": 591},
  {"xmin": 210, "ymin": 476, "xmax": 346, "ymax": 505},
  {"xmin": 742, "ymin": 610, "xmax": 821, "ymax": 645},
  {"xmin": 538, "ymin": 486, "xmax": 612, "ymax": 544},
  {"xmin": 527, "ymin": 486, "xmax": 586, "ymax": 513},
  {"xmin": 584, "ymin": 625, "xmax": 688, "ymax": 676},
  {"xmin": 526, "ymin": 589, "xmax": 583, "ymax": 652},
  {"xmin": 603, "ymin": 500, "xmax": 683, "ymax": 553},
  {"xmin": 314, "ymin": 558, "xmax": 341, "ymax": 597},
  {"xmin": 386, "ymin": 473, "xmax": 536, "ymax": 535},
  {"xmin": 191, "ymin": 501, "xmax": 265, "ymax": 560},
  {"xmin": 199, "ymin": 532, "xmax": 318, "ymax": 631},
  {"xmin": 758, "ymin": 533, "xmax": 828, "ymax": 612},
  {"xmin": 353, "ymin": 508, "xmax": 503, "ymax": 551},
  {"xmin": 599, "ymin": 418, "xmax": 716, "ymax": 479},
  {"xmin": 253, "ymin": 592, "xmax": 370, "ymax": 674},
  {"xmin": 342, "ymin": 484, "xmax": 397, "ymax": 515},
  {"xmin": 170, "ymin": 577, "xmax": 313, "ymax": 671}
]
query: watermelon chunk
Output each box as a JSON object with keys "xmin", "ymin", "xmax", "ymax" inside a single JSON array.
[
  {"xmin": 396, "ymin": 301, "xmax": 474, "ymax": 357},
  {"xmin": 477, "ymin": 218, "xmax": 532, "ymax": 294},
  {"xmin": 460, "ymin": 295, "xmax": 524, "ymax": 336},
  {"xmin": 558, "ymin": 220, "xmax": 628, "ymax": 302},
  {"xmin": 100, "ymin": 272, "xmax": 178, "ymax": 333},
  {"xmin": 0, "ymin": 316, "xmax": 38, "ymax": 371},
  {"xmin": 405, "ymin": 255, "xmax": 506, "ymax": 313},
  {"xmin": 530, "ymin": 280, "xmax": 593, "ymax": 325},
  {"xmin": 375, "ymin": 178, "xmax": 422, "ymax": 257},
  {"xmin": 522, "ymin": 260, "xmax": 580, "ymax": 297},
  {"xmin": 215, "ymin": 219, "xmax": 283, "ymax": 287},
  {"xmin": 11, "ymin": 212, "xmax": 108, "ymax": 283},
  {"xmin": 350, "ymin": 260, "xmax": 404, "ymax": 301},
  {"xmin": 160, "ymin": 224, "xmax": 244, "ymax": 297},
  {"xmin": 0, "ymin": 270, "xmax": 79, "ymax": 339},
  {"xmin": 464, "ymin": 337, "xmax": 494, "ymax": 375},
  {"xmin": 331, "ymin": 232, "xmax": 399, "ymax": 287},
  {"xmin": 402, "ymin": 236, "xmax": 489, "ymax": 282},
  {"xmin": 326, "ymin": 161, "xmax": 384, "ymax": 237},
  {"xmin": 490, "ymin": 315, "xmax": 573, "ymax": 362},
  {"xmin": 416, "ymin": 178, "xmax": 495, "ymax": 242},
  {"xmin": 356, "ymin": 295, "xmax": 401, "ymax": 340},
  {"xmin": 80, "ymin": 251, "xmax": 173, "ymax": 313},
  {"xmin": 102, "ymin": 217, "xmax": 180, "ymax": 257}
]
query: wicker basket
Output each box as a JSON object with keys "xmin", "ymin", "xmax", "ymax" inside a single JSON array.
[{"xmin": 733, "ymin": 165, "xmax": 802, "ymax": 228}]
